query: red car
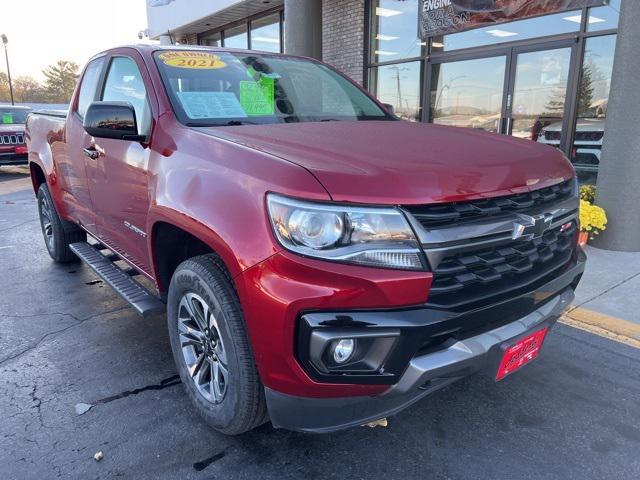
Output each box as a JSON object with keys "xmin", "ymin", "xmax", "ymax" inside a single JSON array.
[
  {"xmin": 0, "ymin": 105, "xmax": 30, "ymax": 165},
  {"xmin": 26, "ymin": 45, "xmax": 585, "ymax": 434}
]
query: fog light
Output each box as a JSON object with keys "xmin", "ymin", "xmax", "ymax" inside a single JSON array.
[{"xmin": 333, "ymin": 338, "xmax": 355, "ymax": 364}]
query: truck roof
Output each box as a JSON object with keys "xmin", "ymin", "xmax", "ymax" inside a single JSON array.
[{"xmin": 85, "ymin": 44, "xmax": 306, "ymax": 68}]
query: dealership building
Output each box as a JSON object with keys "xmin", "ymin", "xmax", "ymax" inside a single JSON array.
[{"xmin": 146, "ymin": 0, "xmax": 639, "ymax": 251}]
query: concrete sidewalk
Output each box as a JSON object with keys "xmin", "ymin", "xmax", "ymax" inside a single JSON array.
[{"xmin": 565, "ymin": 245, "xmax": 640, "ymax": 345}]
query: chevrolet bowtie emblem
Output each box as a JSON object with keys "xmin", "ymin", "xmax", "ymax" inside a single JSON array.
[{"xmin": 512, "ymin": 213, "xmax": 554, "ymax": 241}]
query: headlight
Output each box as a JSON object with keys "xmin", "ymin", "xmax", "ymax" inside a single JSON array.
[{"xmin": 267, "ymin": 194, "xmax": 425, "ymax": 270}]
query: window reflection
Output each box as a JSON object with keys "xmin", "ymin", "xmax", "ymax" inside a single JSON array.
[
  {"xmin": 370, "ymin": 61, "xmax": 422, "ymax": 121},
  {"xmin": 431, "ymin": 10, "xmax": 581, "ymax": 52},
  {"xmin": 572, "ymin": 35, "xmax": 616, "ymax": 184},
  {"xmin": 200, "ymin": 31, "xmax": 221, "ymax": 47},
  {"xmin": 514, "ymin": 48, "xmax": 571, "ymax": 141},
  {"xmin": 251, "ymin": 14, "xmax": 281, "ymax": 53},
  {"xmin": 224, "ymin": 24, "xmax": 248, "ymax": 49},
  {"xmin": 430, "ymin": 56, "xmax": 506, "ymax": 132},
  {"xmin": 588, "ymin": 0, "xmax": 621, "ymax": 32},
  {"xmin": 370, "ymin": 0, "xmax": 422, "ymax": 63}
]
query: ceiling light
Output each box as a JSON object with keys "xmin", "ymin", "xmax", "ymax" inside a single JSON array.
[
  {"xmin": 376, "ymin": 7, "xmax": 403, "ymax": 17},
  {"xmin": 486, "ymin": 29, "xmax": 518, "ymax": 37},
  {"xmin": 375, "ymin": 50, "xmax": 399, "ymax": 56},
  {"xmin": 563, "ymin": 14, "xmax": 605, "ymax": 24},
  {"xmin": 376, "ymin": 34, "xmax": 400, "ymax": 41},
  {"xmin": 432, "ymin": 41, "xmax": 444, "ymax": 48}
]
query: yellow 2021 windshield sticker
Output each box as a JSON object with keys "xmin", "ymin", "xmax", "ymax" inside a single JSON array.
[{"xmin": 158, "ymin": 51, "xmax": 227, "ymax": 69}]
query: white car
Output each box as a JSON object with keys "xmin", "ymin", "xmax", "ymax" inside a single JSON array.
[{"xmin": 537, "ymin": 118, "xmax": 604, "ymax": 173}]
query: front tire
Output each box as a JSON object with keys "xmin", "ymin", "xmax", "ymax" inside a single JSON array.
[
  {"xmin": 37, "ymin": 183, "xmax": 85, "ymax": 263},
  {"xmin": 167, "ymin": 254, "xmax": 267, "ymax": 435}
]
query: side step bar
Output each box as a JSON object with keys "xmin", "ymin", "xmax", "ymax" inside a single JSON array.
[{"xmin": 70, "ymin": 242, "xmax": 165, "ymax": 318}]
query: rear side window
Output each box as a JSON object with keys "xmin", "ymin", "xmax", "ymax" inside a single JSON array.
[
  {"xmin": 77, "ymin": 57, "xmax": 105, "ymax": 119},
  {"xmin": 101, "ymin": 56, "xmax": 152, "ymax": 136}
]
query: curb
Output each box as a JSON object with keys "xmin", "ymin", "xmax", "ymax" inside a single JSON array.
[{"xmin": 561, "ymin": 307, "xmax": 640, "ymax": 349}]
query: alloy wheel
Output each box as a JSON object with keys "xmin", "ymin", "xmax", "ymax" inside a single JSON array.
[
  {"xmin": 39, "ymin": 195, "xmax": 54, "ymax": 253},
  {"xmin": 178, "ymin": 292, "xmax": 229, "ymax": 404}
]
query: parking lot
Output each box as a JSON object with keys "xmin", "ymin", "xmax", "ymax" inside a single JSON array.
[{"xmin": 1, "ymin": 166, "xmax": 639, "ymax": 480}]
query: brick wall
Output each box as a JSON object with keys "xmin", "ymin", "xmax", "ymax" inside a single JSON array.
[{"xmin": 322, "ymin": 0, "xmax": 366, "ymax": 85}]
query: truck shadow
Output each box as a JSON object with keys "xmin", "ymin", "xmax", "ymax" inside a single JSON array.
[{"xmin": 0, "ymin": 166, "xmax": 30, "ymax": 182}]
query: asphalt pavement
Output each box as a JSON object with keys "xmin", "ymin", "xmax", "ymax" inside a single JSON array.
[{"xmin": 1, "ymin": 166, "xmax": 640, "ymax": 480}]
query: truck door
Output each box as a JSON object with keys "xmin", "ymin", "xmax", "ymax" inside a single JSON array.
[
  {"xmin": 87, "ymin": 52, "xmax": 156, "ymax": 275},
  {"xmin": 64, "ymin": 56, "xmax": 106, "ymax": 232}
]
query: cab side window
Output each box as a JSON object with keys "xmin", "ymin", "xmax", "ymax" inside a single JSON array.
[
  {"xmin": 77, "ymin": 57, "xmax": 105, "ymax": 119},
  {"xmin": 102, "ymin": 56, "xmax": 152, "ymax": 136}
]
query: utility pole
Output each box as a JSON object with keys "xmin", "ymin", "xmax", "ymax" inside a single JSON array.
[{"xmin": 1, "ymin": 34, "xmax": 14, "ymax": 105}]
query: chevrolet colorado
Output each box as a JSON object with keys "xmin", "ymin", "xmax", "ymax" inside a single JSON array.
[{"xmin": 26, "ymin": 45, "xmax": 585, "ymax": 434}]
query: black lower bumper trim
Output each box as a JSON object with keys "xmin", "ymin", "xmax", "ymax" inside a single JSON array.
[{"xmin": 265, "ymin": 377, "xmax": 459, "ymax": 433}]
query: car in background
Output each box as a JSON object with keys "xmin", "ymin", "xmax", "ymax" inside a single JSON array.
[
  {"xmin": 0, "ymin": 105, "xmax": 31, "ymax": 166},
  {"xmin": 537, "ymin": 118, "xmax": 604, "ymax": 181}
]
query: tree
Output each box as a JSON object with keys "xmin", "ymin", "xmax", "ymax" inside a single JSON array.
[
  {"xmin": 0, "ymin": 72, "xmax": 10, "ymax": 103},
  {"xmin": 576, "ymin": 64, "xmax": 595, "ymax": 118},
  {"xmin": 13, "ymin": 75, "xmax": 47, "ymax": 103},
  {"xmin": 42, "ymin": 60, "xmax": 79, "ymax": 103}
]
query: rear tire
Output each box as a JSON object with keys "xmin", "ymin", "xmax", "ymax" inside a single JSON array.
[
  {"xmin": 167, "ymin": 254, "xmax": 267, "ymax": 435},
  {"xmin": 37, "ymin": 183, "xmax": 85, "ymax": 263}
]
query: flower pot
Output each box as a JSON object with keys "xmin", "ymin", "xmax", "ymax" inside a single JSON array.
[{"xmin": 578, "ymin": 231, "xmax": 589, "ymax": 247}]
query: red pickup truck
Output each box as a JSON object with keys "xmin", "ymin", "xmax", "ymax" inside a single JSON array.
[{"xmin": 26, "ymin": 45, "xmax": 585, "ymax": 435}]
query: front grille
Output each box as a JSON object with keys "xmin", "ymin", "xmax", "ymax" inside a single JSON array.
[
  {"xmin": 427, "ymin": 222, "xmax": 576, "ymax": 308},
  {"xmin": 0, "ymin": 133, "xmax": 25, "ymax": 145},
  {"xmin": 406, "ymin": 179, "xmax": 574, "ymax": 230},
  {"xmin": 544, "ymin": 130, "xmax": 561, "ymax": 141},
  {"xmin": 575, "ymin": 131, "xmax": 604, "ymax": 142},
  {"xmin": 544, "ymin": 131, "xmax": 603, "ymax": 142}
]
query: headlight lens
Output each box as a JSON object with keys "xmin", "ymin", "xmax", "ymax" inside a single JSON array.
[{"xmin": 267, "ymin": 194, "xmax": 425, "ymax": 270}]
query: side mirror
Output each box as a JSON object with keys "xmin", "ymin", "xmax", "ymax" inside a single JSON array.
[
  {"xmin": 83, "ymin": 101, "xmax": 146, "ymax": 142},
  {"xmin": 382, "ymin": 103, "xmax": 395, "ymax": 115}
]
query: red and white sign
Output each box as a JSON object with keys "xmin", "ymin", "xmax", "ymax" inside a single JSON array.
[{"xmin": 496, "ymin": 327, "xmax": 549, "ymax": 381}]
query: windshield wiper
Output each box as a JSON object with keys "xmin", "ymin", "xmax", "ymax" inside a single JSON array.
[
  {"xmin": 225, "ymin": 120, "xmax": 261, "ymax": 126},
  {"xmin": 185, "ymin": 120, "xmax": 261, "ymax": 127}
]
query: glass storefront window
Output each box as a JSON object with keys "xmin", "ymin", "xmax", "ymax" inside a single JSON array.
[
  {"xmin": 571, "ymin": 34, "xmax": 617, "ymax": 184},
  {"xmin": 431, "ymin": 10, "xmax": 581, "ymax": 52},
  {"xmin": 369, "ymin": 61, "xmax": 423, "ymax": 121},
  {"xmin": 251, "ymin": 13, "xmax": 281, "ymax": 53},
  {"xmin": 587, "ymin": 0, "xmax": 621, "ymax": 32},
  {"xmin": 370, "ymin": 0, "xmax": 422, "ymax": 63},
  {"xmin": 224, "ymin": 23, "xmax": 248, "ymax": 49},
  {"xmin": 429, "ymin": 56, "xmax": 506, "ymax": 133},
  {"xmin": 512, "ymin": 48, "xmax": 571, "ymax": 141},
  {"xmin": 200, "ymin": 31, "xmax": 221, "ymax": 47}
]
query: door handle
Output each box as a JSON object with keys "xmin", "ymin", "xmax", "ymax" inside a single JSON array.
[{"xmin": 83, "ymin": 147, "xmax": 101, "ymax": 160}]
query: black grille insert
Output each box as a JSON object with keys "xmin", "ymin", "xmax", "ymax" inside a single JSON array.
[
  {"xmin": 406, "ymin": 179, "xmax": 574, "ymax": 230},
  {"xmin": 428, "ymin": 222, "xmax": 576, "ymax": 309}
]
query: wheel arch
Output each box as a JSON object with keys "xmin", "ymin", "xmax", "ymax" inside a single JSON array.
[{"xmin": 148, "ymin": 212, "xmax": 241, "ymax": 296}]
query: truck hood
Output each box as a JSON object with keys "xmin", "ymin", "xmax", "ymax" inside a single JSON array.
[
  {"xmin": 0, "ymin": 124, "xmax": 25, "ymax": 133},
  {"xmin": 200, "ymin": 121, "xmax": 574, "ymax": 204}
]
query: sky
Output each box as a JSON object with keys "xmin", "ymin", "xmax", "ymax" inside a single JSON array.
[{"xmin": 0, "ymin": 0, "xmax": 154, "ymax": 82}]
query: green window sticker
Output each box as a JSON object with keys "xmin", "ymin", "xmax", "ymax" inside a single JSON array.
[
  {"xmin": 2, "ymin": 113, "xmax": 13, "ymax": 124},
  {"xmin": 239, "ymin": 76, "xmax": 275, "ymax": 116}
]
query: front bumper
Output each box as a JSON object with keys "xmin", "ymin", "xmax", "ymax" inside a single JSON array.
[
  {"xmin": 0, "ymin": 151, "xmax": 28, "ymax": 166},
  {"xmin": 266, "ymin": 286, "xmax": 574, "ymax": 433}
]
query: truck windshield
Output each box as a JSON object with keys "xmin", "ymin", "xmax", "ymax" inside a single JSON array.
[
  {"xmin": 154, "ymin": 50, "xmax": 391, "ymax": 126},
  {"xmin": 1, "ymin": 107, "xmax": 30, "ymax": 125}
]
